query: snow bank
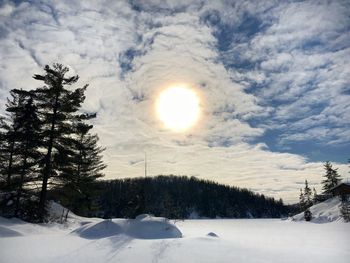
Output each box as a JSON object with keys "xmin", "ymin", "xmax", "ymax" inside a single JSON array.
[
  {"xmin": 72, "ymin": 219, "xmax": 124, "ymax": 239},
  {"xmin": 127, "ymin": 214, "xmax": 182, "ymax": 239},
  {"xmin": 72, "ymin": 214, "xmax": 182, "ymax": 240},
  {"xmin": 292, "ymin": 197, "xmax": 343, "ymax": 223}
]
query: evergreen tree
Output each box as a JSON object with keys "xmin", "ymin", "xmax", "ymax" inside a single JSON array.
[
  {"xmin": 340, "ymin": 199, "xmax": 350, "ymax": 222},
  {"xmin": 303, "ymin": 180, "xmax": 312, "ymax": 208},
  {"xmin": 0, "ymin": 90, "xmax": 41, "ymax": 218},
  {"xmin": 0, "ymin": 91, "xmax": 24, "ymax": 189},
  {"xmin": 322, "ymin": 161, "xmax": 341, "ymax": 193},
  {"xmin": 32, "ymin": 63, "xmax": 87, "ymax": 221},
  {"xmin": 8, "ymin": 90, "xmax": 41, "ymax": 218},
  {"xmin": 0, "ymin": 91, "xmax": 28, "ymax": 214},
  {"xmin": 58, "ymin": 121, "xmax": 106, "ymax": 215},
  {"xmin": 304, "ymin": 208, "xmax": 312, "ymax": 221}
]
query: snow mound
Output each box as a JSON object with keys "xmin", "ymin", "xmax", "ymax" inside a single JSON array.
[
  {"xmin": 72, "ymin": 214, "xmax": 182, "ymax": 240},
  {"xmin": 127, "ymin": 215, "xmax": 182, "ymax": 239},
  {"xmin": 72, "ymin": 220, "xmax": 124, "ymax": 239},
  {"xmin": 206, "ymin": 232, "xmax": 219, "ymax": 237},
  {"xmin": 292, "ymin": 197, "xmax": 342, "ymax": 223}
]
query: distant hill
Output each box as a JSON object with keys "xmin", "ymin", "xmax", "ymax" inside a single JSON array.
[{"xmin": 52, "ymin": 175, "xmax": 290, "ymax": 219}]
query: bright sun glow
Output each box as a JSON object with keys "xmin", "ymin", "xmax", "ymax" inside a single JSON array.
[{"xmin": 156, "ymin": 85, "xmax": 200, "ymax": 131}]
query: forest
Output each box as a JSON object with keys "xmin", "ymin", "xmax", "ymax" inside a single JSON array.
[{"xmin": 50, "ymin": 175, "xmax": 290, "ymax": 219}]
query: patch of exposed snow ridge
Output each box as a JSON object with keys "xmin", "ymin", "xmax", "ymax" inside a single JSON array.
[
  {"xmin": 292, "ymin": 197, "xmax": 343, "ymax": 223},
  {"xmin": 72, "ymin": 214, "xmax": 182, "ymax": 239}
]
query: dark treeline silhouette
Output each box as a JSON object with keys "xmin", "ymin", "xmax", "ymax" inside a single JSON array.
[
  {"xmin": 54, "ymin": 175, "xmax": 289, "ymax": 219},
  {"xmin": 0, "ymin": 63, "xmax": 105, "ymax": 222}
]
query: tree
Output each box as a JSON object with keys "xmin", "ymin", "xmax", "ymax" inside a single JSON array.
[
  {"xmin": 32, "ymin": 63, "xmax": 87, "ymax": 221},
  {"xmin": 340, "ymin": 200, "xmax": 350, "ymax": 222},
  {"xmin": 57, "ymin": 121, "xmax": 106, "ymax": 215},
  {"xmin": 0, "ymin": 90, "xmax": 41, "ymax": 219},
  {"xmin": 0, "ymin": 91, "xmax": 25, "ymax": 189},
  {"xmin": 303, "ymin": 180, "xmax": 313, "ymax": 208},
  {"xmin": 8, "ymin": 90, "xmax": 42, "ymax": 218},
  {"xmin": 304, "ymin": 209, "xmax": 312, "ymax": 221},
  {"xmin": 0, "ymin": 95, "xmax": 21, "ymax": 215},
  {"xmin": 322, "ymin": 161, "xmax": 341, "ymax": 194}
]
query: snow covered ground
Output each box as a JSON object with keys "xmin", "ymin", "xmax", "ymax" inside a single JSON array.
[
  {"xmin": 292, "ymin": 197, "xmax": 343, "ymax": 223},
  {"xmin": 0, "ymin": 214, "xmax": 349, "ymax": 263}
]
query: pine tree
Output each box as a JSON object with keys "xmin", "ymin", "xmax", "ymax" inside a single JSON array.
[
  {"xmin": 32, "ymin": 63, "xmax": 87, "ymax": 221},
  {"xmin": 304, "ymin": 208, "xmax": 312, "ymax": 221},
  {"xmin": 0, "ymin": 91, "xmax": 28, "ymax": 214},
  {"xmin": 58, "ymin": 121, "xmax": 106, "ymax": 215},
  {"xmin": 0, "ymin": 90, "xmax": 41, "ymax": 218},
  {"xmin": 322, "ymin": 161, "xmax": 342, "ymax": 193},
  {"xmin": 340, "ymin": 200, "xmax": 350, "ymax": 222},
  {"xmin": 8, "ymin": 90, "xmax": 41, "ymax": 218},
  {"xmin": 304, "ymin": 180, "xmax": 312, "ymax": 208},
  {"xmin": 0, "ymin": 91, "xmax": 24, "ymax": 189}
]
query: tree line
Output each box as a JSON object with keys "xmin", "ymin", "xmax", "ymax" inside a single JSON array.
[
  {"xmin": 67, "ymin": 175, "xmax": 289, "ymax": 219},
  {"xmin": 0, "ymin": 63, "xmax": 106, "ymax": 222}
]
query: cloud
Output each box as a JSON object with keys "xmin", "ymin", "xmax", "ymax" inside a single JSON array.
[
  {"xmin": 222, "ymin": 0, "xmax": 350, "ymax": 146},
  {"xmin": 0, "ymin": 0, "xmax": 349, "ymax": 203}
]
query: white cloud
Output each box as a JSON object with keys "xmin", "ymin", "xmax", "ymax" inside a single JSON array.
[{"xmin": 0, "ymin": 0, "xmax": 349, "ymax": 203}]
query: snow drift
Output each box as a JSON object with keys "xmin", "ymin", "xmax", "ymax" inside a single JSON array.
[
  {"xmin": 72, "ymin": 214, "xmax": 182, "ymax": 240},
  {"xmin": 292, "ymin": 197, "xmax": 343, "ymax": 223}
]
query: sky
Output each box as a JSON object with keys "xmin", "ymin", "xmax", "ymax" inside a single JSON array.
[{"xmin": 0, "ymin": 0, "xmax": 349, "ymax": 203}]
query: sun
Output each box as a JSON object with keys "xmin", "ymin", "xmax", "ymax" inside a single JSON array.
[{"xmin": 156, "ymin": 85, "xmax": 200, "ymax": 132}]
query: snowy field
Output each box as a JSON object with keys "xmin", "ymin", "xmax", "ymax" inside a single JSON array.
[{"xmin": 0, "ymin": 215, "xmax": 349, "ymax": 263}]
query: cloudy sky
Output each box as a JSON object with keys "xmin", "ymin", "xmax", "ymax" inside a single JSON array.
[{"xmin": 0, "ymin": 0, "xmax": 349, "ymax": 203}]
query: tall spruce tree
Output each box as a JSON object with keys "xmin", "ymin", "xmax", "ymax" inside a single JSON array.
[
  {"xmin": 303, "ymin": 180, "xmax": 312, "ymax": 208},
  {"xmin": 57, "ymin": 121, "xmax": 106, "ymax": 214},
  {"xmin": 322, "ymin": 161, "xmax": 341, "ymax": 193},
  {"xmin": 9, "ymin": 90, "xmax": 41, "ymax": 218},
  {"xmin": 32, "ymin": 63, "xmax": 87, "ymax": 221},
  {"xmin": 0, "ymin": 91, "xmax": 24, "ymax": 188},
  {"xmin": 0, "ymin": 91, "xmax": 28, "ymax": 214},
  {"xmin": 0, "ymin": 90, "xmax": 41, "ymax": 218}
]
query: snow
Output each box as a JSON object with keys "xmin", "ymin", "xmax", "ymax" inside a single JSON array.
[
  {"xmin": 292, "ymin": 197, "xmax": 343, "ymax": 223},
  {"xmin": 1, "ymin": 214, "xmax": 349, "ymax": 263},
  {"xmin": 72, "ymin": 215, "xmax": 182, "ymax": 240}
]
